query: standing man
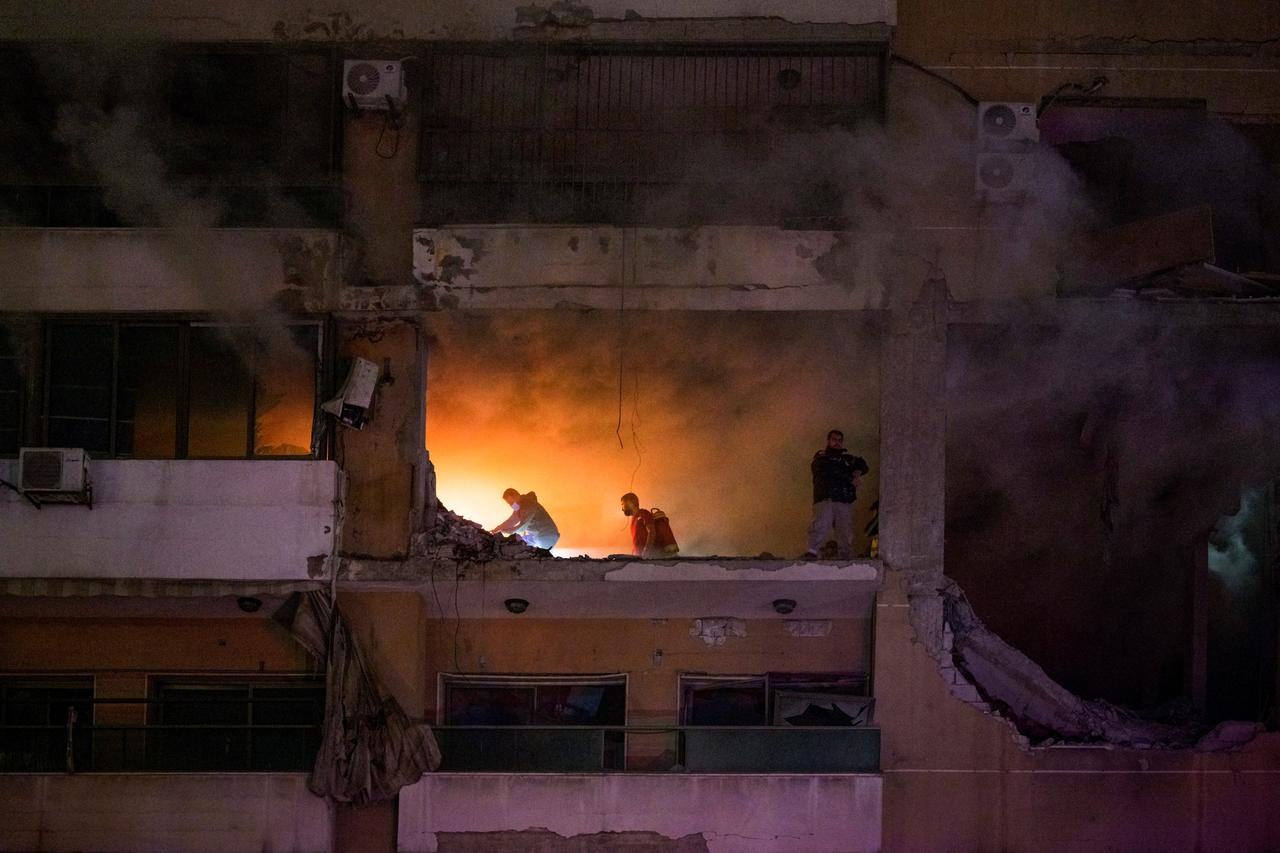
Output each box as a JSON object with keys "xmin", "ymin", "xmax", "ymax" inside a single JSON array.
[
  {"xmin": 804, "ymin": 430, "xmax": 870, "ymax": 559},
  {"xmin": 620, "ymin": 493, "xmax": 654, "ymax": 557},
  {"xmin": 491, "ymin": 488, "xmax": 560, "ymax": 550}
]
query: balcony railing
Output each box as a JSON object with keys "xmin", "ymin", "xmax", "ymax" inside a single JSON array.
[
  {"xmin": 433, "ymin": 725, "xmax": 880, "ymax": 773},
  {"xmin": 0, "ymin": 696, "xmax": 322, "ymax": 773}
]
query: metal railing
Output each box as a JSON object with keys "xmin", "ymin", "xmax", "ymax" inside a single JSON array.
[
  {"xmin": 2, "ymin": 707, "xmax": 879, "ymax": 775},
  {"xmin": 0, "ymin": 696, "xmax": 322, "ymax": 774},
  {"xmin": 417, "ymin": 44, "xmax": 887, "ymax": 227}
]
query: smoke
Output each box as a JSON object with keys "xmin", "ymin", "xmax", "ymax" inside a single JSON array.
[
  {"xmin": 1208, "ymin": 486, "xmax": 1265, "ymax": 592},
  {"xmin": 425, "ymin": 310, "xmax": 880, "ymax": 557},
  {"xmin": 945, "ymin": 316, "xmax": 1280, "ymax": 707}
]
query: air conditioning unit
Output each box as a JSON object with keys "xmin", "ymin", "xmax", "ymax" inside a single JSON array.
[
  {"xmin": 343, "ymin": 59, "xmax": 407, "ymax": 110},
  {"xmin": 977, "ymin": 101, "xmax": 1038, "ymax": 144},
  {"xmin": 975, "ymin": 152, "xmax": 1036, "ymax": 202},
  {"xmin": 18, "ymin": 447, "xmax": 89, "ymax": 494}
]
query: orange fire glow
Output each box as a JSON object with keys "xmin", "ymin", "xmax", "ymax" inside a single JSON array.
[{"xmin": 426, "ymin": 311, "xmax": 881, "ymax": 558}]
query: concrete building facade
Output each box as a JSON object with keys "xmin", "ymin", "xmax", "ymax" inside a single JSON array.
[{"xmin": 1, "ymin": 1, "xmax": 1279, "ymax": 851}]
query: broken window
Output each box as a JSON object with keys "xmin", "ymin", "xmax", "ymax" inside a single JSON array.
[
  {"xmin": 0, "ymin": 677, "xmax": 93, "ymax": 772},
  {"xmin": 418, "ymin": 45, "xmax": 886, "ymax": 226},
  {"xmin": 148, "ymin": 678, "xmax": 324, "ymax": 772},
  {"xmin": 1042, "ymin": 97, "xmax": 1280, "ymax": 278},
  {"xmin": 44, "ymin": 320, "xmax": 321, "ymax": 458},
  {"xmin": 437, "ymin": 674, "xmax": 627, "ymax": 770}
]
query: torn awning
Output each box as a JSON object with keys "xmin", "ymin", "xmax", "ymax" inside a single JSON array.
[{"xmin": 285, "ymin": 590, "xmax": 441, "ymax": 803}]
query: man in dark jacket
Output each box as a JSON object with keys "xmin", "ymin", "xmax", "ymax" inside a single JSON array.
[{"xmin": 803, "ymin": 429, "xmax": 870, "ymax": 559}]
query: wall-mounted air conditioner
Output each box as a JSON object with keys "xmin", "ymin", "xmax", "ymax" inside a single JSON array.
[
  {"xmin": 18, "ymin": 448, "xmax": 88, "ymax": 493},
  {"xmin": 975, "ymin": 152, "xmax": 1035, "ymax": 202},
  {"xmin": 343, "ymin": 59, "xmax": 407, "ymax": 111},
  {"xmin": 977, "ymin": 102, "xmax": 1039, "ymax": 144}
]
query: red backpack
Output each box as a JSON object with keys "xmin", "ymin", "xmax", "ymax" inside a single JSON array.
[{"xmin": 648, "ymin": 508, "xmax": 679, "ymax": 556}]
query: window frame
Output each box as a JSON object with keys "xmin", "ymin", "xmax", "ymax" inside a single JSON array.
[
  {"xmin": 146, "ymin": 674, "xmax": 325, "ymax": 773},
  {"xmin": 40, "ymin": 316, "xmax": 328, "ymax": 460},
  {"xmin": 0, "ymin": 43, "xmax": 345, "ymax": 228},
  {"xmin": 678, "ymin": 671, "xmax": 869, "ymax": 727},
  {"xmin": 437, "ymin": 672, "xmax": 629, "ymax": 727},
  {"xmin": 0, "ymin": 675, "xmax": 95, "ymax": 772}
]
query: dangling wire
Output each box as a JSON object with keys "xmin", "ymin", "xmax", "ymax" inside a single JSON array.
[{"xmin": 615, "ymin": 228, "xmax": 628, "ymax": 449}]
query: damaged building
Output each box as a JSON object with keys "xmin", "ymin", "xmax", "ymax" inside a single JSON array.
[{"xmin": 1, "ymin": 1, "xmax": 1279, "ymax": 851}]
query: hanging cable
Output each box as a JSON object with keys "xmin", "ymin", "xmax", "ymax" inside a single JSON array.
[{"xmin": 615, "ymin": 228, "xmax": 628, "ymax": 449}]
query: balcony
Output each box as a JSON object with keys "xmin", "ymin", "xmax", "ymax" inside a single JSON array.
[
  {"xmin": 399, "ymin": 771, "xmax": 882, "ymax": 853},
  {"xmin": 0, "ymin": 773, "xmax": 332, "ymax": 853},
  {"xmin": 341, "ymin": 555, "xmax": 880, "ymax": 619},
  {"xmin": 0, "ymin": 459, "xmax": 340, "ymax": 582}
]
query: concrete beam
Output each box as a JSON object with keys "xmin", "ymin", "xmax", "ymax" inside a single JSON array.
[{"xmin": 412, "ymin": 226, "xmax": 885, "ymax": 311}]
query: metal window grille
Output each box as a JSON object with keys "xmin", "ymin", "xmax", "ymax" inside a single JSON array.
[{"xmin": 418, "ymin": 45, "xmax": 887, "ymax": 226}]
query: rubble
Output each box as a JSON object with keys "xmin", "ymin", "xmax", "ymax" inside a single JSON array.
[
  {"xmin": 939, "ymin": 579, "xmax": 1201, "ymax": 748},
  {"xmin": 411, "ymin": 501, "xmax": 550, "ymax": 562}
]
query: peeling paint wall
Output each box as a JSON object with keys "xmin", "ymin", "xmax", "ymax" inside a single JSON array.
[
  {"xmin": 398, "ymin": 773, "xmax": 883, "ymax": 853},
  {"xmin": 412, "ymin": 226, "xmax": 885, "ymax": 311}
]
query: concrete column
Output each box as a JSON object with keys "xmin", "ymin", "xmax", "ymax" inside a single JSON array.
[{"xmin": 877, "ymin": 273, "xmax": 949, "ymax": 652}]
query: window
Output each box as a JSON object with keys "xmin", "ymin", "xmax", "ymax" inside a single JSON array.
[
  {"xmin": 45, "ymin": 320, "xmax": 322, "ymax": 458},
  {"xmin": 0, "ymin": 678, "xmax": 93, "ymax": 772},
  {"xmin": 0, "ymin": 45, "xmax": 342, "ymax": 228},
  {"xmin": 149, "ymin": 679, "xmax": 324, "ymax": 772},
  {"xmin": 0, "ymin": 324, "xmax": 21, "ymax": 455},
  {"xmin": 680, "ymin": 672, "xmax": 870, "ymax": 727},
  {"xmin": 438, "ymin": 674, "xmax": 627, "ymax": 770},
  {"xmin": 418, "ymin": 45, "xmax": 886, "ymax": 226}
]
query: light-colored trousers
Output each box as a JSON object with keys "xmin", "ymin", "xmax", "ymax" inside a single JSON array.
[{"xmin": 807, "ymin": 500, "xmax": 855, "ymax": 558}]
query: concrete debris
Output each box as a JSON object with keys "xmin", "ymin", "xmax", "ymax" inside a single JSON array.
[
  {"xmin": 690, "ymin": 618, "xmax": 746, "ymax": 647},
  {"xmin": 940, "ymin": 580, "xmax": 1200, "ymax": 748},
  {"xmin": 411, "ymin": 501, "xmax": 549, "ymax": 562},
  {"xmin": 515, "ymin": 1, "xmax": 594, "ymax": 27}
]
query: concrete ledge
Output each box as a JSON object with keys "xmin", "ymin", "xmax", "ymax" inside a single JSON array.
[
  {"xmin": 0, "ymin": 459, "xmax": 340, "ymax": 581},
  {"xmin": 398, "ymin": 772, "xmax": 882, "ymax": 853},
  {"xmin": 0, "ymin": 773, "xmax": 333, "ymax": 853},
  {"xmin": 340, "ymin": 556, "xmax": 881, "ymax": 618}
]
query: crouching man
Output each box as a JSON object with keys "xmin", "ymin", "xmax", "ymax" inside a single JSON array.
[{"xmin": 491, "ymin": 488, "xmax": 560, "ymax": 550}]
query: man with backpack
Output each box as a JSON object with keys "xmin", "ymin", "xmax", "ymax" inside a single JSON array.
[{"xmin": 620, "ymin": 492, "xmax": 679, "ymax": 558}]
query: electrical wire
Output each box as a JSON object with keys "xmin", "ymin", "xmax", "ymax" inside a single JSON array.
[
  {"xmin": 890, "ymin": 54, "xmax": 980, "ymax": 107},
  {"xmin": 451, "ymin": 566, "xmax": 462, "ymax": 673},
  {"xmin": 374, "ymin": 110, "xmax": 402, "ymax": 159},
  {"xmin": 615, "ymin": 228, "xmax": 628, "ymax": 450}
]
